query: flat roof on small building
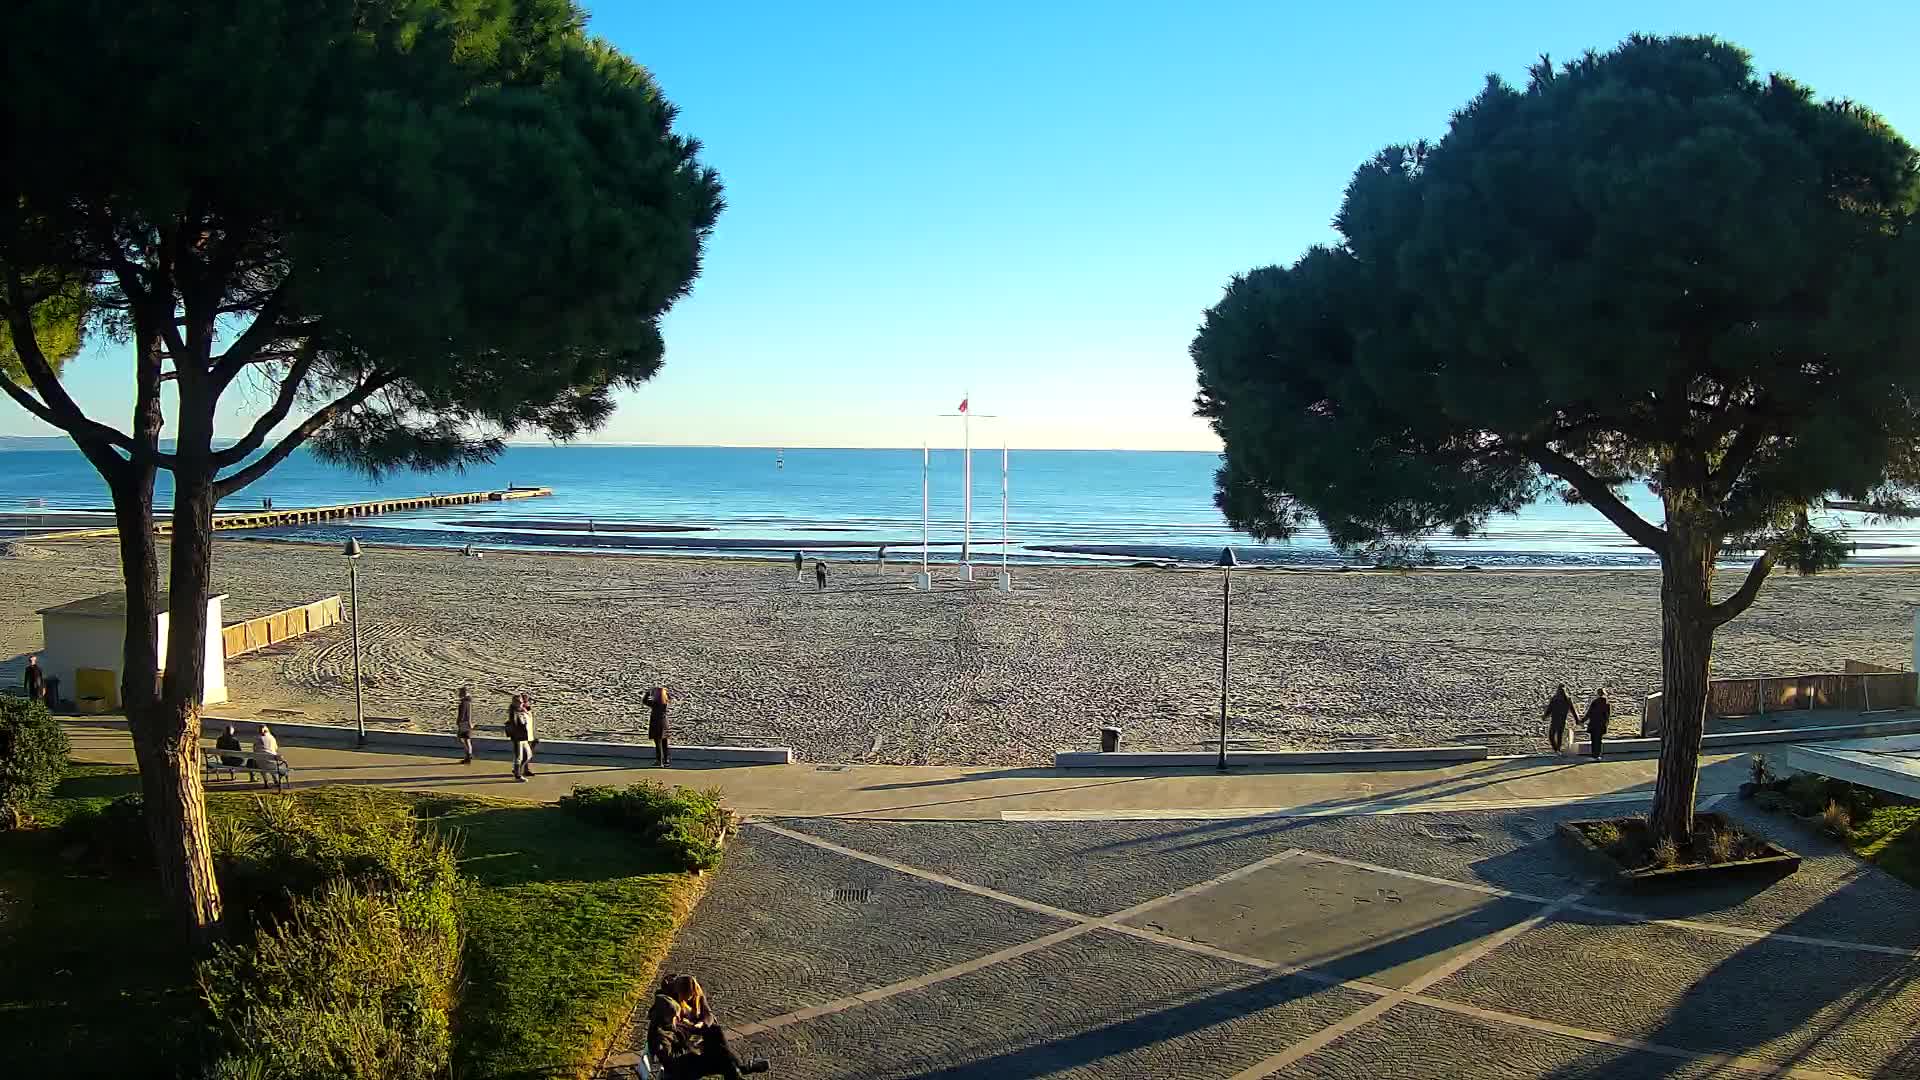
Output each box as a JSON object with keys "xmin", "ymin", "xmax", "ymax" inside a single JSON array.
[{"xmin": 37, "ymin": 591, "xmax": 229, "ymax": 619}]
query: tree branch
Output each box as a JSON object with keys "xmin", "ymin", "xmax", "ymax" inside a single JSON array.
[
  {"xmin": 1709, "ymin": 551, "xmax": 1775, "ymax": 628},
  {"xmin": 1522, "ymin": 442, "xmax": 1669, "ymax": 552},
  {"xmin": 211, "ymin": 345, "xmax": 319, "ymax": 467},
  {"xmin": 213, "ymin": 372, "xmax": 396, "ymax": 497},
  {"xmin": 209, "ymin": 278, "xmax": 293, "ymax": 390},
  {"xmin": 1, "ymin": 266, "xmax": 155, "ymax": 462},
  {"xmin": 1710, "ymin": 422, "xmax": 1768, "ymax": 496}
]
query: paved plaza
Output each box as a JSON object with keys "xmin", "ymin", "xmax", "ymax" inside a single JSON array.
[{"xmin": 632, "ymin": 803, "xmax": 1920, "ymax": 1079}]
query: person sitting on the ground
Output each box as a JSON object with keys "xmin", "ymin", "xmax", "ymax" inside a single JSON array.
[
  {"xmin": 647, "ymin": 974, "xmax": 768, "ymax": 1079},
  {"xmin": 1542, "ymin": 684, "xmax": 1576, "ymax": 755},
  {"xmin": 249, "ymin": 723, "xmax": 281, "ymax": 783},
  {"xmin": 216, "ymin": 724, "xmax": 245, "ymax": 767}
]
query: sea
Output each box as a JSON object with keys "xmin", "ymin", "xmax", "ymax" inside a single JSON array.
[{"xmin": 1, "ymin": 443, "xmax": 1914, "ymax": 568}]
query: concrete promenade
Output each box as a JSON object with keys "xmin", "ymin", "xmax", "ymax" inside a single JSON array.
[{"xmin": 61, "ymin": 719, "xmax": 1753, "ymax": 820}]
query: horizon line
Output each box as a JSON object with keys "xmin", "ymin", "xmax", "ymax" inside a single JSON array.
[{"xmin": 0, "ymin": 433, "xmax": 1223, "ymax": 455}]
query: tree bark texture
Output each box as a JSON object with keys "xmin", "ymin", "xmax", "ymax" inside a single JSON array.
[{"xmin": 1650, "ymin": 508, "xmax": 1718, "ymax": 843}]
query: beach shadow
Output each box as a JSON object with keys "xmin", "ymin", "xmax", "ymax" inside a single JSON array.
[
  {"xmin": 824, "ymin": 777, "xmax": 1151, "ymax": 818},
  {"xmin": 862, "ymin": 768, "xmax": 1061, "ymax": 791}
]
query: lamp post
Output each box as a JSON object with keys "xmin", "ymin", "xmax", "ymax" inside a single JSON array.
[
  {"xmin": 1216, "ymin": 546, "xmax": 1238, "ymax": 771},
  {"xmin": 344, "ymin": 536, "xmax": 365, "ymax": 747}
]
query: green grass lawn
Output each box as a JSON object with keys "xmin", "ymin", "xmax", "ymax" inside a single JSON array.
[
  {"xmin": 0, "ymin": 765, "xmax": 708, "ymax": 1079},
  {"xmin": 1848, "ymin": 803, "xmax": 1920, "ymax": 888}
]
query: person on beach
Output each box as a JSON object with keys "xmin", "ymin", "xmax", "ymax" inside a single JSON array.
[
  {"xmin": 216, "ymin": 724, "xmax": 245, "ymax": 768},
  {"xmin": 23, "ymin": 654, "xmax": 45, "ymax": 703},
  {"xmin": 1584, "ymin": 688, "xmax": 1612, "ymax": 760},
  {"xmin": 793, "ymin": 551, "xmax": 803, "ymax": 578},
  {"xmin": 647, "ymin": 974, "xmax": 769, "ymax": 1078},
  {"xmin": 249, "ymin": 724, "xmax": 280, "ymax": 784},
  {"xmin": 506, "ymin": 693, "xmax": 533, "ymax": 780},
  {"xmin": 814, "ymin": 560, "xmax": 828, "ymax": 590},
  {"xmin": 1543, "ymin": 684, "xmax": 1576, "ymax": 755},
  {"xmin": 455, "ymin": 686, "xmax": 475, "ymax": 764},
  {"xmin": 877, "ymin": 544, "xmax": 887, "ymax": 565},
  {"xmin": 648, "ymin": 686, "xmax": 672, "ymax": 767}
]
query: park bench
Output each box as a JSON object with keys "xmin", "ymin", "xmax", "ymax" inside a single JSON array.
[{"xmin": 203, "ymin": 747, "xmax": 291, "ymax": 790}]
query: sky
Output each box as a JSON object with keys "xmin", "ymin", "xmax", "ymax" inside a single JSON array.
[{"xmin": 13, "ymin": 1, "xmax": 1920, "ymax": 450}]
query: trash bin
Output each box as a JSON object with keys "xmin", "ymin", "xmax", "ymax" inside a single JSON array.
[{"xmin": 1100, "ymin": 726, "xmax": 1121, "ymax": 753}]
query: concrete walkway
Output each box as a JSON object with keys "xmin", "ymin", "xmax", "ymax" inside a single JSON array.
[{"xmin": 62, "ymin": 719, "xmax": 1753, "ymax": 820}]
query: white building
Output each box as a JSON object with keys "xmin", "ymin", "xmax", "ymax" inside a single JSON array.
[{"xmin": 36, "ymin": 591, "xmax": 228, "ymax": 709}]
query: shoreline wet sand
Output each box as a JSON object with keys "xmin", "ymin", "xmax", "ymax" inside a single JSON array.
[{"xmin": 1, "ymin": 538, "xmax": 1913, "ymax": 765}]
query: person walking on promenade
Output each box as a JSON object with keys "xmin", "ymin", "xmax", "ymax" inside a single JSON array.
[
  {"xmin": 507, "ymin": 693, "xmax": 534, "ymax": 780},
  {"xmin": 814, "ymin": 560, "xmax": 828, "ymax": 590},
  {"xmin": 23, "ymin": 654, "xmax": 45, "ymax": 703},
  {"xmin": 455, "ymin": 686, "xmax": 475, "ymax": 764},
  {"xmin": 1543, "ymin": 684, "xmax": 1576, "ymax": 755},
  {"xmin": 1584, "ymin": 688, "xmax": 1612, "ymax": 760},
  {"xmin": 648, "ymin": 686, "xmax": 672, "ymax": 767},
  {"xmin": 647, "ymin": 974, "xmax": 769, "ymax": 1079}
]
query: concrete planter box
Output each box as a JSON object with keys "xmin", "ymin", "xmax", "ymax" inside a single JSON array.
[{"xmin": 1559, "ymin": 813, "xmax": 1801, "ymax": 887}]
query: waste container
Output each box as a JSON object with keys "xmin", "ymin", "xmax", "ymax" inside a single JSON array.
[{"xmin": 1100, "ymin": 726, "xmax": 1121, "ymax": 753}]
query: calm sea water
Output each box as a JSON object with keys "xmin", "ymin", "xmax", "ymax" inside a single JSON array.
[{"xmin": 0, "ymin": 443, "xmax": 1910, "ymax": 567}]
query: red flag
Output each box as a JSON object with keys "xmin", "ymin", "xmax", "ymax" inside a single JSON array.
[{"xmin": 958, "ymin": 397, "xmax": 968, "ymax": 414}]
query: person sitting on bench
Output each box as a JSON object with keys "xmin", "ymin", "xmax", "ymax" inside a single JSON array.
[
  {"xmin": 248, "ymin": 724, "xmax": 281, "ymax": 783},
  {"xmin": 647, "ymin": 974, "xmax": 768, "ymax": 1079},
  {"xmin": 216, "ymin": 725, "xmax": 245, "ymax": 767}
]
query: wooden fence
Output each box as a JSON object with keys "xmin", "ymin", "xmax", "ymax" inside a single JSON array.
[
  {"xmin": 1641, "ymin": 661, "xmax": 1919, "ymax": 736},
  {"xmin": 222, "ymin": 595, "xmax": 342, "ymax": 660}
]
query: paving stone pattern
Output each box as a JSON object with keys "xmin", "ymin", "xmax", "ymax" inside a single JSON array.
[{"xmin": 631, "ymin": 812, "xmax": 1920, "ymax": 1079}]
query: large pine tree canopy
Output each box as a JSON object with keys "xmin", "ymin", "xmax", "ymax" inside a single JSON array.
[
  {"xmin": 1193, "ymin": 35, "xmax": 1920, "ymax": 565},
  {"xmin": 0, "ymin": 0, "xmax": 722, "ymax": 483}
]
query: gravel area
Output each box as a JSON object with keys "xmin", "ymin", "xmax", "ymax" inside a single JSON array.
[{"xmin": 1, "ymin": 538, "xmax": 1915, "ymax": 765}]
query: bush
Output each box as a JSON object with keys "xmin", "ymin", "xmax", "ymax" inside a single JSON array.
[
  {"xmin": 60, "ymin": 792, "xmax": 151, "ymax": 868},
  {"xmin": 1584, "ymin": 821, "xmax": 1622, "ymax": 848},
  {"xmin": 1702, "ymin": 829, "xmax": 1736, "ymax": 863},
  {"xmin": 1748, "ymin": 754, "xmax": 1773, "ymax": 787},
  {"xmin": 1754, "ymin": 789, "xmax": 1794, "ymax": 814},
  {"xmin": 200, "ymin": 797, "xmax": 462, "ymax": 1080},
  {"xmin": 1822, "ymin": 800, "xmax": 1854, "ymax": 839},
  {"xmin": 1786, "ymin": 773, "xmax": 1829, "ymax": 816},
  {"xmin": 0, "ymin": 694, "xmax": 67, "ymax": 815},
  {"xmin": 1650, "ymin": 837, "xmax": 1679, "ymax": 868},
  {"xmin": 558, "ymin": 782, "xmax": 731, "ymax": 871},
  {"xmin": 199, "ymin": 879, "xmax": 461, "ymax": 1080}
]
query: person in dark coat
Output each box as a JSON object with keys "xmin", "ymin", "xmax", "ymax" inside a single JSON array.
[
  {"xmin": 792, "ymin": 551, "xmax": 803, "ymax": 578},
  {"xmin": 648, "ymin": 687, "xmax": 672, "ymax": 768},
  {"xmin": 216, "ymin": 724, "xmax": 245, "ymax": 767},
  {"xmin": 1584, "ymin": 688, "xmax": 1612, "ymax": 760},
  {"xmin": 1543, "ymin": 684, "xmax": 1576, "ymax": 755},
  {"xmin": 647, "ymin": 974, "xmax": 768, "ymax": 1079},
  {"xmin": 455, "ymin": 686, "xmax": 475, "ymax": 764},
  {"xmin": 23, "ymin": 654, "xmax": 46, "ymax": 703},
  {"xmin": 814, "ymin": 561, "xmax": 828, "ymax": 590}
]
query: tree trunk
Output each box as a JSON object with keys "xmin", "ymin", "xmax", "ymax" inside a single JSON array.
[
  {"xmin": 1649, "ymin": 510, "xmax": 1718, "ymax": 843},
  {"xmin": 151, "ymin": 411, "xmax": 226, "ymax": 944}
]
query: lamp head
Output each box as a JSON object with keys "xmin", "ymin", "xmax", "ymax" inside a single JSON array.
[
  {"xmin": 343, "ymin": 536, "xmax": 363, "ymax": 559},
  {"xmin": 1215, "ymin": 546, "xmax": 1239, "ymax": 568}
]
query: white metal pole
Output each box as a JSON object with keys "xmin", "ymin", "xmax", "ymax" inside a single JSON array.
[
  {"xmin": 1001, "ymin": 443, "xmax": 1009, "ymax": 570},
  {"xmin": 962, "ymin": 407, "xmax": 972, "ymax": 572},
  {"xmin": 922, "ymin": 443, "xmax": 930, "ymax": 571}
]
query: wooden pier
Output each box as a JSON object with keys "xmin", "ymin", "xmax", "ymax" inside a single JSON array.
[{"xmin": 165, "ymin": 486, "xmax": 554, "ymax": 534}]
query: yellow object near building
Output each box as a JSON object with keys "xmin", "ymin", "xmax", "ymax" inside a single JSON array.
[{"xmin": 75, "ymin": 667, "xmax": 118, "ymax": 711}]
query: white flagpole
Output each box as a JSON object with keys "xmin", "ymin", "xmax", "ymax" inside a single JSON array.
[
  {"xmin": 962, "ymin": 400, "xmax": 972, "ymax": 575},
  {"xmin": 1001, "ymin": 443, "xmax": 1009, "ymax": 571},
  {"xmin": 921, "ymin": 443, "xmax": 930, "ymax": 571}
]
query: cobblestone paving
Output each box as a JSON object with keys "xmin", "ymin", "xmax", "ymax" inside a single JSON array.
[{"xmin": 629, "ymin": 808, "xmax": 1920, "ymax": 1079}]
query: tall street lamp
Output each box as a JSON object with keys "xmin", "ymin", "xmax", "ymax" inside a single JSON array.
[
  {"xmin": 344, "ymin": 536, "xmax": 365, "ymax": 747},
  {"xmin": 1217, "ymin": 546, "xmax": 1238, "ymax": 771}
]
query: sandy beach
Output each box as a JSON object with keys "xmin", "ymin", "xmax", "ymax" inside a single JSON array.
[{"xmin": 1, "ymin": 538, "xmax": 1914, "ymax": 765}]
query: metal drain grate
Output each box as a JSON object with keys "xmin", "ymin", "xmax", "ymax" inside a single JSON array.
[{"xmin": 833, "ymin": 887, "xmax": 873, "ymax": 903}]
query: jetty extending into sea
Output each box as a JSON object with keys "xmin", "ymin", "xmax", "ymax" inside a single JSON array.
[{"xmin": 22, "ymin": 486, "xmax": 553, "ymax": 541}]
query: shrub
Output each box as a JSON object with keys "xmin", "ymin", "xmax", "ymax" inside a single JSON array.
[
  {"xmin": 60, "ymin": 792, "xmax": 151, "ymax": 868},
  {"xmin": 1748, "ymin": 754, "xmax": 1773, "ymax": 787},
  {"xmin": 559, "ymin": 782, "xmax": 731, "ymax": 872},
  {"xmin": 1702, "ymin": 829, "xmax": 1736, "ymax": 863},
  {"xmin": 1754, "ymin": 789, "xmax": 1794, "ymax": 814},
  {"xmin": 1822, "ymin": 800, "xmax": 1854, "ymax": 839},
  {"xmin": 199, "ymin": 878, "xmax": 461, "ymax": 1080},
  {"xmin": 0, "ymin": 694, "xmax": 67, "ymax": 815},
  {"xmin": 215, "ymin": 793, "xmax": 462, "ymax": 927},
  {"xmin": 1650, "ymin": 837, "xmax": 1679, "ymax": 868},
  {"xmin": 1584, "ymin": 822, "xmax": 1622, "ymax": 848},
  {"xmin": 1786, "ymin": 773, "xmax": 1829, "ymax": 816}
]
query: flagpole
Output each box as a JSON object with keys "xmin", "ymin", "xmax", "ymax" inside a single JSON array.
[
  {"xmin": 997, "ymin": 442, "xmax": 1012, "ymax": 592},
  {"xmin": 914, "ymin": 443, "xmax": 931, "ymax": 591},
  {"xmin": 962, "ymin": 393, "xmax": 972, "ymax": 579}
]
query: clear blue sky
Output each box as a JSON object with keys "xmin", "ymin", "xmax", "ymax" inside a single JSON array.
[{"xmin": 15, "ymin": 1, "xmax": 1920, "ymax": 449}]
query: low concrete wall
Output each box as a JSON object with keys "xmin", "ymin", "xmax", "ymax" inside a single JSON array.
[
  {"xmin": 207, "ymin": 717, "xmax": 791, "ymax": 764},
  {"xmin": 1585, "ymin": 715, "xmax": 1920, "ymax": 757},
  {"xmin": 1055, "ymin": 746, "xmax": 1487, "ymax": 769},
  {"xmin": 1641, "ymin": 665, "xmax": 1918, "ymax": 737},
  {"xmin": 224, "ymin": 595, "xmax": 343, "ymax": 660}
]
